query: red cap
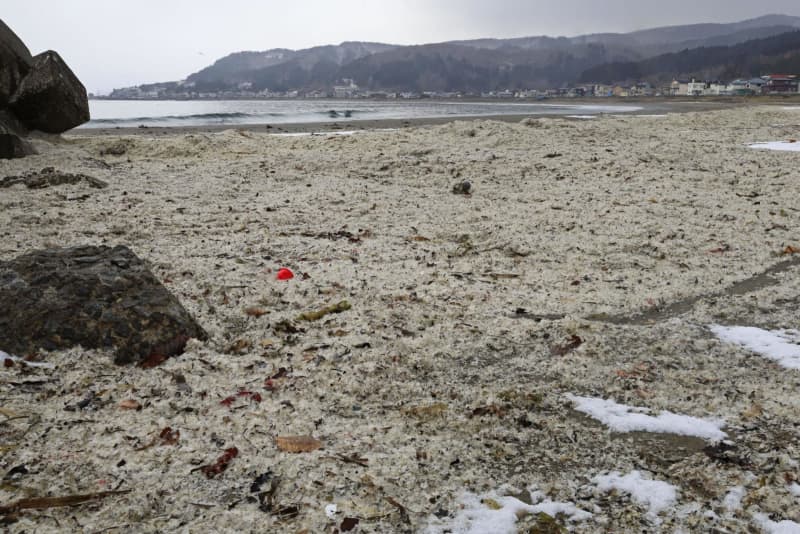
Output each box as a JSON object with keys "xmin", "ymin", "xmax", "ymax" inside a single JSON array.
[{"xmin": 277, "ymin": 268, "xmax": 294, "ymax": 280}]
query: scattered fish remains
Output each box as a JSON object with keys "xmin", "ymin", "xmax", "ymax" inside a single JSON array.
[{"xmin": 2, "ymin": 105, "xmax": 800, "ymax": 532}]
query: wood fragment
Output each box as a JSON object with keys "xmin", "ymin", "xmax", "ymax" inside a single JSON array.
[
  {"xmin": 245, "ymin": 307, "xmax": 269, "ymax": 317},
  {"xmin": 118, "ymin": 399, "xmax": 141, "ymax": 410},
  {"xmin": 549, "ymin": 335, "xmax": 583, "ymax": 356},
  {"xmin": 331, "ymin": 453, "xmax": 369, "ymax": 467},
  {"xmin": 486, "ymin": 272, "xmax": 520, "ymax": 280},
  {"xmin": 276, "ymin": 435, "xmax": 322, "ymax": 453},
  {"xmin": 0, "ymin": 408, "xmax": 20, "ymax": 418},
  {"xmin": 404, "ymin": 403, "xmax": 447, "ymax": 419},
  {"xmin": 296, "ymin": 301, "xmax": 351, "ymax": 322},
  {"xmin": 199, "ymin": 447, "xmax": 238, "ymax": 478},
  {"xmin": 0, "ymin": 490, "xmax": 130, "ymax": 515},
  {"xmin": 385, "ymin": 496, "xmax": 410, "ymax": 523}
]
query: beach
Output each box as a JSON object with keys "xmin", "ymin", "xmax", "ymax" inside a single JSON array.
[{"xmin": 2, "ymin": 105, "xmax": 800, "ymax": 532}]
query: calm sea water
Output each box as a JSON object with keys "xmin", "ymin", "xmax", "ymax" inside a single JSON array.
[{"xmin": 83, "ymin": 99, "xmax": 642, "ymax": 128}]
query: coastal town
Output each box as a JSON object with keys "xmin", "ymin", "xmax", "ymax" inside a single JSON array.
[{"xmin": 104, "ymin": 74, "xmax": 800, "ymax": 100}]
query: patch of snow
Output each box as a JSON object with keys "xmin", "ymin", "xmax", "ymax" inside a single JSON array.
[
  {"xmin": 271, "ymin": 131, "xmax": 357, "ymax": 137},
  {"xmin": 710, "ymin": 325, "xmax": 800, "ymax": 370},
  {"xmin": 325, "ymin": 503, "xmax": 337, "ymax": 519},
  {"xmin": 614, "ymin": 114, "xmax": 668, "ymax": 118},
  {"xmin": 753, "ymin": 513, "xmax": 800, "ymax": 534},
  {"xmin": 270, "ymin": 128, "xmax": 398, "ymax": 138},
  {"xmin": 566, "ymin": 394, "xmax": 727, "ymax": 441},
  {"xmin": 593, "ymin": 471, "xmax": 678, "ymax": 516},
  {"xmin": 790, "ymin": 483, "xmax": 800, "ymax": 497},
  {"xmin": 425, "ymin": 490, "xmax": 591, "ymax": 534},
  {"xmin": 567, "ymin": 115, "xmax": 596, "ymax": 120},
  {"xmin": 0, "ymin": 350, "xmax": 55, "ymax": 369},
  {"xmin": 723, "ymin": 486, "xmax": 746, "ymax": 512},
  {"xmin": 749, "ymin": 141, "xmax": 800, "ymax": 152}
]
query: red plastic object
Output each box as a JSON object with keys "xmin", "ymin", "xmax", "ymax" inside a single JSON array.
[{"xmin": 277, "ymin": 268, "xmax": 294, "ymax": 280}]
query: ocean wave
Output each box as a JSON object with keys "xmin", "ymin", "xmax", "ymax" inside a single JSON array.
[
  {"xmin": 85, "ymin": 109, "xmax": 369, "ymax": 127},
  {"xmin": 88, "ymin": 111, "xmax": 262, "ymax": 124}
]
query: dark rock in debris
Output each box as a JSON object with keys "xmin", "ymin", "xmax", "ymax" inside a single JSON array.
[
  {"xmin": 0, "ymin": 110, "xmax": 34, "ymax": 159},
  {"xmin": 0, "ymin": 167, "xmax": 108, "ymax": 189},
  {"xmin": 10, "ymin": 50, "xmax": 90, "ymax": 133},
  {"xmin": 0, "ymin": 245, "xmax": 207, "ymax": 365},
  {"xmin": 99, "ymin": 141, "xmax": 130, "ymax": 156},
  {"xmin": 0, "ymin": 19, "xmax": 33, "ymax": 103},
  {"xmin": 0, "ymin": 128, "xmax": 34, "ymax": 159},
  {"xmin": 452, "ymin": 180, "xmax": 472, "ymax": 195}
]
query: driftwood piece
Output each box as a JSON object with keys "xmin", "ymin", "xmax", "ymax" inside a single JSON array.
[{"xmin": 0, "ymin": 490, "xmax": 130, "ymax": 515}]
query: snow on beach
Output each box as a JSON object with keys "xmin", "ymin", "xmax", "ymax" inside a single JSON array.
[
  {"xmin": 566, "ymin": 394, "xmax": 727, "ymax": 440},
  {"xmin": 723, "ymin": 486, "xmax": 746, "ymax": 512},
  {"xmin": 0, "ymin": 349, "xmax": 55, "ymax": 369},
  {"xmin": 425, "ymin": 489, "xmax": 591, "ymax": 534},
  {"xmin": 749, "ymin": 141, "xmax": 800, "ymax": 152},
  {"xmin": 753, "ymin": 513, "xmax": 800, "ymax": 534},
  {"xmin": 592, "ymin": 471, "xmax": 678, "ymax": 517},
  {"xmin": 710, "ymin": 325, "xmax": 800, "ymax": 370}
]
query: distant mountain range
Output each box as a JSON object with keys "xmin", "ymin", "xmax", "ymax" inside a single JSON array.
[
  {"xmin": 580, "ymin": 30, "xmax": 800, "ymax": 85},
  {"xmin": 113, "ymin": 14, "xmax": 800, "ymax": 96}
]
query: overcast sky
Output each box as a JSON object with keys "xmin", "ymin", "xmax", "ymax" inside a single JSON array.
[{"xmin": 4, "ymin": 1, "xmax": 800, "ymax": 93}]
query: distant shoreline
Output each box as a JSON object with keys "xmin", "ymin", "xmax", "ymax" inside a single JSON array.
[
  {"xmin": 87, "ymin": 95, "xmax": 800, "ymax": 104},
  {"xmin": 71, "ymin": 99, "xmax": 753, "ymax": 136}
]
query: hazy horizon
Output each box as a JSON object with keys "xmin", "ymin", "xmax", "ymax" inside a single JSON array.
[{"xmin": 5, "ymin": 1, "xmax": 800, "ymax": 94}]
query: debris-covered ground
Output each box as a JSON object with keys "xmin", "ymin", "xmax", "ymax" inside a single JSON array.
[{"xmin": 2, "ymin": 106, "xmax": 800, "ymax": 532}]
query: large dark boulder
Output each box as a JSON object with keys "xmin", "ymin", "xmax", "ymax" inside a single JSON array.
[
  {"xmin": 0, "ymin": 19, "xmax": 33, "ymax": 103},
  {"xmin": 10, "ymin": 50, "xmax": 90, "ymax": 133},
  {"xmin": 0, "ymin": 245, "xmax": 207, "ymax": 365},
  {"xmin": 0, "ymin": 110, "xmax": 34, "ymax": 159}
]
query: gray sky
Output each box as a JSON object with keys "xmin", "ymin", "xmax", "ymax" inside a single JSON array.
[{"xmin": 4, "ymin": 1, "xmax": 800, "ymax": 93}]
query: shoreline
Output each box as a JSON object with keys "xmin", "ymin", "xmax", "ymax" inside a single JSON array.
[{"xmin": 71, "ymin": 99, "xmax": 744, "ymax": 137}]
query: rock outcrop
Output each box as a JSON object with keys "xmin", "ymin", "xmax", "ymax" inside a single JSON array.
[
  {"xmin": 9, "ymin": 50, "xmax": 90, "ymax": 133},
  {"xmin": 0, "ymin": 19, "xmax": 89, "ymax": 158},
  {"xmin": 0, "ymin": 19, "xmax": 33, "ymax": 103},
  {"xmin": 0, "ymin": 245, "xmax": 207, "ymax": 366},
  {"xmin": 0, "ymin": 119, "xmax": 34, "ymax": 159},
  {"xmin": 0, "ymin": 109, "xmax": 36, "ymax": 159}
]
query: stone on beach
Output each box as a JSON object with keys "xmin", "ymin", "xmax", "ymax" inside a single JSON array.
[
  {"xmin": 0, "ymin": 120, "xmax": 35, "ymax": 159},
  {"xmin": 0, "ymin": 19, "xmax": 89, "ymax": 158},
  {"xmin": 0, "ymin": 18, "xmax": 33, "ymax": 103},
  {"xmin": 0, "ymin": 167, "xmax": 108, "ymax": 189},
  {"xmin": 9, "ymin": 50, "xmax": 90, "ymax": 134},
  {"xmin": 0, "ymin": 20, "xmax": 34, "ymax": 159},
  {"xmin": 0, "ymin": 245, "xmax": 207, "ymax": 365}
]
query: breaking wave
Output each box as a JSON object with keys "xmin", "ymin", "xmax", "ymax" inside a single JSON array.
[{"xmin": 85, "ymin": 109, "xmax": 365, "ymax": 127}]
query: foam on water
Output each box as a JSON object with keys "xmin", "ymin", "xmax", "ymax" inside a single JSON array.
[{"xmin": 83, "ymin": 99, "xmax": 643, "ymax": 128}]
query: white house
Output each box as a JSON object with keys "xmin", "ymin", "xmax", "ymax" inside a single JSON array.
[{"xmin": 333, "ymin": 79, "xmax": 359, "ymax": 98}]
